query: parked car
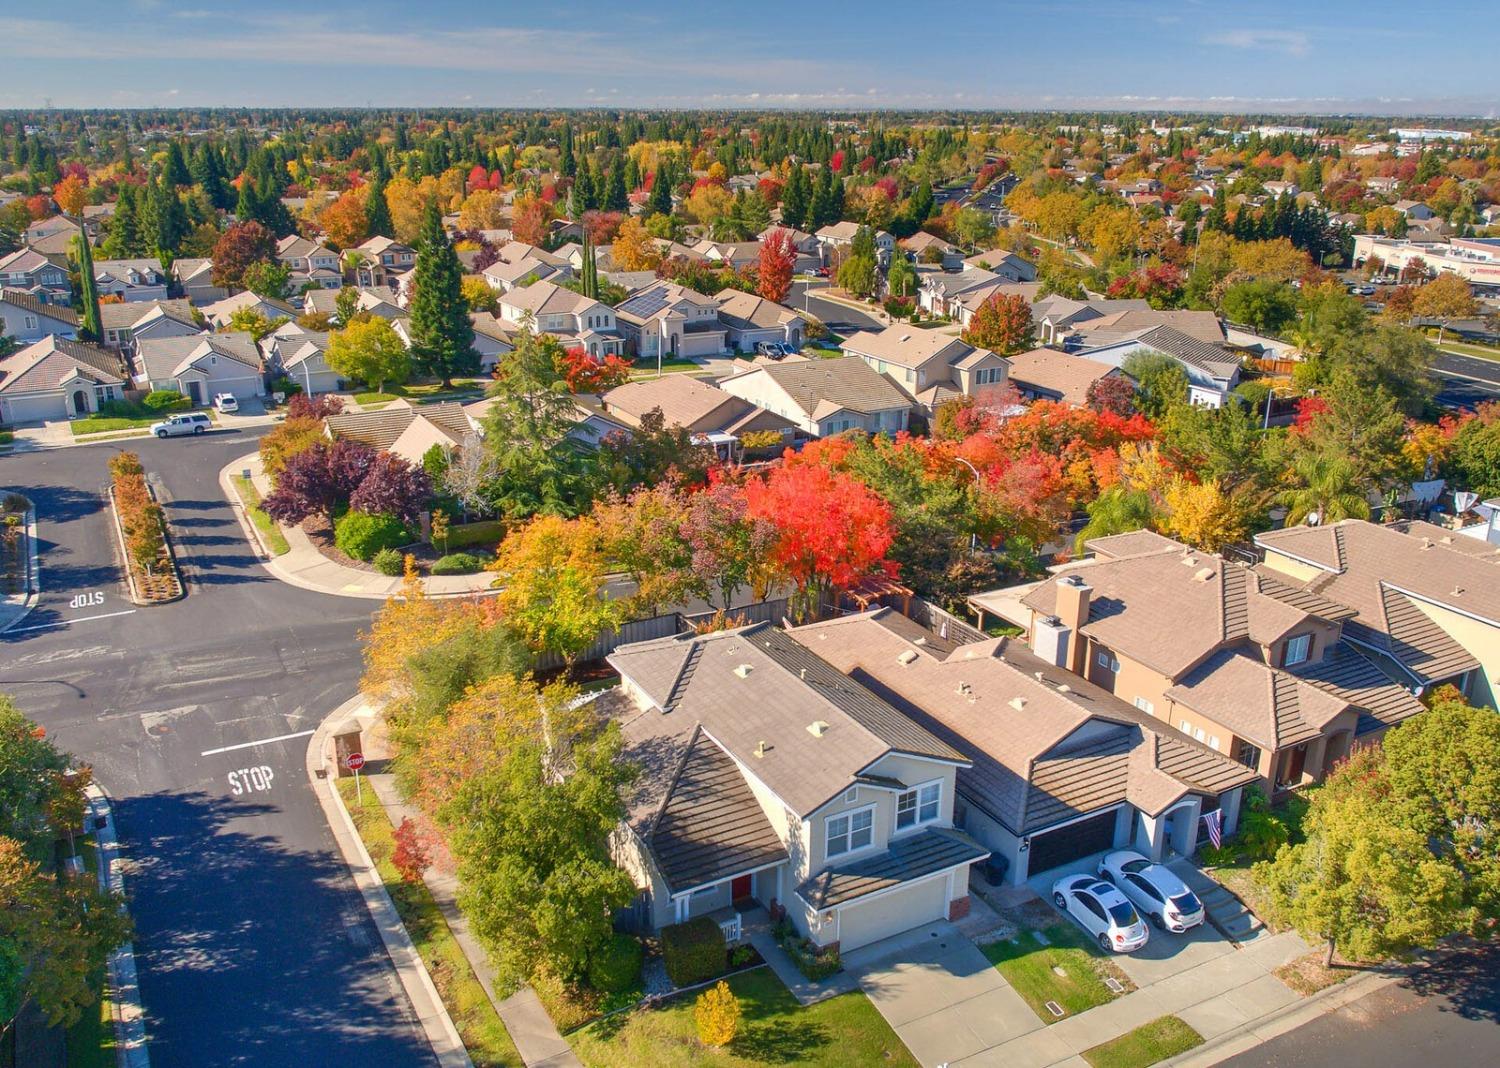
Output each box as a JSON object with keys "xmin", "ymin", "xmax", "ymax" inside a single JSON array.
[
  {"xmin": 151, "ymin": 412, "xmax": 212, "ymax": 438},
  {"xmin": 1052, "ymin": 873, "xmax": 1150, "ymax": 953},
  {"xmin": 213, "ymin": 393, "xmax": 239, "ymax": 413},
  {"xmin": 755, "ymin": 341, "xmax": 786, "ymax": 360},
  {"xmin": 1097, "ymin": 851, "xmax": 1205, "ymax": 933}
]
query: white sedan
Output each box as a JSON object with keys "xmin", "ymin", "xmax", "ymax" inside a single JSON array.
[
  {"xmin": 1051, "ymin": 873, "xmax": 1149, "ymax": 953},
  {"xmin": 1097, "ymin": 851, "xmax": 1205, "ymax": 933}
]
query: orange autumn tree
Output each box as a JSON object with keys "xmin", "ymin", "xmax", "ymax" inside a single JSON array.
[
  {"xmin": 743, "ymin": 459, "xmax": 896, "ymax": 617},
  {"xmin": 53, "ymin": 174, "xmax": 88, "ymax": 217},
  {"xmin": 757, "ymin": 227, "xmax": 797, "ymax": 303}
]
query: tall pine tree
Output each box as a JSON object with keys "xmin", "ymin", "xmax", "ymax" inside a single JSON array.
[
  {"xmin": 103, "ymin": 184, "xmax": 143, "ymax": 259},
  {"xmin": 365, "ymin": 173, "xmax": 393, "ymax": 239},
  {"xmin": 407, "ymin": 202, "xmax": 475, "ymax": 387},
  {"xmin": 71, "ymin": 232, "xmax": 101, "ymax": 342}
]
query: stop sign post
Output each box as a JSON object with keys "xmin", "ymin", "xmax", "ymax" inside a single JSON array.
[{"xmin": 346, "ymin": 752, "xmax": 365, "ymax": 803}]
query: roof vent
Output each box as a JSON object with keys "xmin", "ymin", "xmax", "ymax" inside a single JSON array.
[
  {"xmin": 754, "ymin": 740, "xmax": 769, "ymax": 759},
  {"xmin": 800, "ymin": 667, "xmax": 807, "ymax": 679},
  {"xmin": 1010, "ymin": 697, "xmax": 1027, "ymax": 712},
  {"xmin": 1034, "ymin": 671, "xmax": 1046, "ymax": 681},
  {"xmin": 807, "ymin": 720, "xmax": 830, "ymax": 737},
  {"xmin": 897, "ymin": 650, "xmax": 919, "ymax": 666},
  {"xmin": 1420, "ymin": 538, "xmax": 1433, "ymax": 549},
  {"xmin": 1193, "ymin": 567, "xmax": 1214, "ymax": 582},
  {"xmin": 957, "ymin": 682, "xmax": 973, "ymax": 697},
  {"xmin": 1182, "ymin": 555, "xmax": 1198, "ymax": 567},
  {"xmin": 734, "ymin": 663, "xmax": 753, "ymax": 678},
  {"xmin": 1454, "ymin": 586, "xmax": 1465, "ymax": 596}
]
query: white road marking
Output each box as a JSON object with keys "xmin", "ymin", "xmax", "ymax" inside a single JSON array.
[
  {"xmin": 228, "ymin": 766, "xmax": 275, "ymax": 794},
  {"xmin": 8, "ymin": 609, "xmax": 138, "ymax": 634},
  {"xmin": 200, "ymin": 728, "xmax": 316, "ymax": 756}
]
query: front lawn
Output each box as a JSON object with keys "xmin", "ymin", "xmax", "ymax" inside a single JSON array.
[
  {"xmin": 1082, "ymin": 1015, "xmax": 1202, "ymax": 1068},
  {"xmin": 232, "ymin": 475, "xmax": 290, "ymax": 556},
  {"xmin": 356, "ymin": 379, "xmax": 488, "ymax": 406},
  {"xmin": 980, "ymin": 923, "xmax": 1132, "ymax": 1022},
  {"xmin": 337, "ymin": 779, "xmax": 522, "ymax": 1067},
  {"xmin": 569, "ymin": 966, "xmax": 916, "ymax": 1068},
  {"xmin": 70, "ymin": 415, "xmax": 158, "ymax": 435},
  {"xmin": 629, "ymin": 358, "xmax": 704, "ymax": 376}
]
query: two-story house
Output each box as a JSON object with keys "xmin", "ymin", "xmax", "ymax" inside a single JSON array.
[
  {"xmin": 815, "ymin": 221, "xmax": 894, "ymax": 265},
  {"xmin": 840, "ymin": 325, "xmax": 1010, "ymax": 413},
  {"xmin": 0, "ymin": 289, "xmax": 78, "ymax": 344},
  {"xmin": 496, "ymin": 280, "xmax": 623, "ymax": 357},
  {"xmin": 1006, "ymin": 531, "xmax": 1427, "ymax": 793},
  {"xmin": 481, "ymin": 241, "xmax": 574, "ymax": 293},
  {"xmin": 264, "ymin": 324, "xmax": 344, "ymax": 396},
  {"xmin": 276, "ymin": 235, "xmax": 343, "ymax": 291},
  {"xmin": 605, "ymin": 622, "xmax": 988, "ymax": 952},
  {"xmin": 93, "ymin": 258, "xmax": 171, "ymax": 303},
  {"xmin": 717, "ymin": 356, "xmax": 916, "ymax": 438},
  {"xmin": 614, "ymin": 282, "xmax": 727, "ymax": 360},
  {"xmin": 171, "ymin": 258, "xmax": 227, "ymax": 305},
  {"xmin": 98, "ymin": 300, "xmax": 200, "ymax": 355},
  {"xmin": 0, "ymin": 248, "xmax": 71, "ymax": 305},
  {"xmin": 352, "ymin": 236, "xmax": 416, "ymax": 288},
  {"xmin": 599, "ymin": 374, "xmax": 796, "ymax": 454}
]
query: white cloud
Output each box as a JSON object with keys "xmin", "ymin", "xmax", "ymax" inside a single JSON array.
[{"xmin": 1203, "ymin": 28, "xmax": 1310, "ymax": 56}]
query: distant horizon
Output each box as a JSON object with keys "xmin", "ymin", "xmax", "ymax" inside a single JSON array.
[{"xmin": 4, "ymin": 1, "xmax": 1496, "ymax": 118}]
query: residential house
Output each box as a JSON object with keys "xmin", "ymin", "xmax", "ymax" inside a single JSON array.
[
  {"xmin": 1006, "ymin": 348, "xmax": 1128, "ymax": 408},
  {"xmin": 134, "ymin": 332, "xmax": 266, "ymax": 405},
  {"xmin": 351, "ymin": 236, "xmax": 416, "ymax": 288},
  {"xmin": 815, "ymin": 221, "xmax": 894, "ymax": 264},
  {"xmin": 325, "ymin": 399, "xmax": 477, "ymax": 465},
  {"xmin": 93, "ymin": 258, "xmax": 170, "ymax": 302},
  {"xmin": 264, "ymin": 325, "xmax": 343, "ymax": 395},
  {"xmin": 599, "ymin": 374, "xmax": 795, "ymax": 455},
  {"xmin": 840, "ymin": 326, "xmax": 1010, "ymax": 412},
  {"xmin": 1031, "ymin": 295, "xmax": 1152, "ymax": 346},
  {"xmin": 1393, "ymin": 200, "xmax": 1436, "ymax": 221},
  {"xmin": 275, "ymin": 235, "xmax": 343, "ymax": 291},
  {"xmin": 0, "ymin": 248, "xmax": 71, "ymax": 305},
  {"xmin": 303, "ymin": 287, "xmax": 405, "ymax": 323},
  {"xmin": 171, "ymin": 258, "xmax": 227, "ymax": 305},
  {"xmin": 605, "ymin": 622, "xmax": 987, "ymax": 951},
  {"xmin": 713, "ymin": 291, "xmax": 805, "ymax": 353},
  {"xmin": 961, "ymin": 251, "xmax": 1038, "ymax": 284},
  {"xmin": 615, "ymin": 282, "xmax": 727, "ymax": 360},
  {"xmin": 202, "ymin": 291, "xmax": 299, "ymax": 330},
  {"xmin": 717, "ymin": 356, "xmax": 915, "ymax": 437},
  {"xmin": 496, "ymin": 281, "xmax": 623, "ymax": 357},
  {"xmin": 99, "ymin": 300, "xmax": 200, "ymax": 354},
  {"xmin": 467, "ymin": 313, "xmax": 516, "ymax": 372},
  {"xmin": 1073, "ymin": 323, "xmax": 1241, "ymax": 407},
  {"xmin": 1004, "ymin": 531, "xmax": 1427, "ymax": 793},
  {"xmin": 1255, "ymin": 520, "xmax": 1500, "ymax": 709},
  {"xmin": 758, "ymin": 226, "xmax": 818, "ymax": 256},
  {"xmin": 1262, "ymin": 181, "xmax": 1300, "ymax": 199},
  {"xmin": 916, "ymin": 265, "xmax": 1036, "ymax": 323},
  {"xmin": 901, "ymin": 232, "xmax": 964, "ymax": 270},
  {"xmin": 1366, "ymin": 177, "xmax": 1401, "ymax": 194},
  {"xmin": 0, "ymin": 336, "xmax": 126, "ymax": 423},
  {"xmin": 788, "ymin": 609, "xmax": 1258, "ymax": 886},
  {"xmin": 0, "ymin": 290, "xmax": 78, "ymax": 344},
  {"xmin": 23, "ymin": 215, "xmax": 85, "ymax": 250},
  {"xmin": 481, "ymin": 242, "xmax": 573, "ymax": 293},
  {"xmin": 690, "ymin": 239, "xmax": 762, "ymax": 271}
]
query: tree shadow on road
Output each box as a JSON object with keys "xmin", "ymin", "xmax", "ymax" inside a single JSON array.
[
  {"xmin": 15, "ymin": 484, "xmax": 103, "ymax": 523},
  {"xmin": 1401, "ymin": 942, "xmax": 1500, "ymax": 1023}
]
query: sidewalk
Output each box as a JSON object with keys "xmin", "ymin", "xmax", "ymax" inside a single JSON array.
[
  {"xmin": 0, "ymin": 501, "xmax": 39, "ymax": 633},
  {"xmin": 220, "ymin": 453, "xmax": 498, "ymax": 600},
  {"xmin": 307, "ymin": 697, "xmax": 472, "ymax": 1068},
  {"xmin": 364, "ymin": 774, "xmax": 582, "ymax": 1068}
]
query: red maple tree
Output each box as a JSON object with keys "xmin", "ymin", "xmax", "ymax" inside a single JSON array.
[
  {"xmin": 757, "ymin": 228, "xmax": 797, "ymax": 303},
  {"xmin": 962, "ymin": 292, "xmax": 1036, "ymax": 355}
]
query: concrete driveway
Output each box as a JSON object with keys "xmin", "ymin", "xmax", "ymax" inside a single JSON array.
[{"xmin": 844, "ymin": 922, "xmax": 1042, "ymax": 1068}]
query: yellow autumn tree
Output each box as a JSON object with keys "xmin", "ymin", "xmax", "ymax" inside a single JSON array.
[
  {"xmin": 612, "ymin": 216, "xmax": 662, "ymax": 271},
  {"xmin": 694, "ymin": 981, "xmax": 741, "ymax": 1047},
  {"xmin": 1164, "ymin": 477, "xmax": 1248, "ymax": 552},
  {"xmin": 53, "ymin": 174, "xmax": 88, "ymax": 217},
  {"xmin": 1081, "ymin": 205, "xmax": 1141, "ymax": 263}
]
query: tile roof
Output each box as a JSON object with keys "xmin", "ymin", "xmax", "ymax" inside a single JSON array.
[
  {"xmin": 601, "ymin": 374, "xmax": 784, "ymax": 435},
  {"xmin": 713, "ymin": 290, "xmax": 799, "ymax": 331},
  {"xmin": 1124, "ymin": 325, "xmax": 1240, "ymax": 377},
  {"xmin": 98, "ymin": 299, "xmax": 196, "ymax": 333},
  {"xmin": 325, "ymin": 400, "xmax": 474, "ymax": 450},
  {"xmin": 797, "ymin": 827, "xmax": 987, "ymax": 909},
  {"xmin": 724, "ymin": 356, "xmax": 914, "ymax": 419},
  {"xmin": 789, "ymin": 611, "xmax": 1257, "ymax": 834},
  {"xmin": 0, "ymin": 288, "xmax": 77, "ymax": 325},
  {"xmin": 136, "ymin": 332, "xmax": 262, "ymax": 381},
  {"xmin": 1074, "ymin": 309, "xmax": 1225, "ymax": 345},
  {"xmin": 1006, "ymin": 348, "xmax": 1119, "ymax": 407},
  {"xmin": 498, "ymin": 280, "xmax": 600, "ymax": 318},
  {"xmin": 1164, "ymin": 649, "xmax": 1345, "ymax": 751},
  {"xmin": 0, "ymin": 336, "xmax": 124, "ymax": 394},
  {"xmin": 1289, "ymin": 642, "xmax": 1425, "ymax": 732},
  {"xmin": 606, "ymin": 621, "xmax": 967, "ymax": 817},
  {"xmin": 840, "ymin": 326, "xmax": 983, "ymax": 371}
]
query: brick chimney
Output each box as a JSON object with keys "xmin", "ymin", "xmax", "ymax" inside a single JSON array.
[{"xmin": 1053, "ymin": 574, "xmax": 1092, "ymax": 676}]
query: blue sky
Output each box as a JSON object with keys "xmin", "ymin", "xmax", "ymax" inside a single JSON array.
[{"xmin": 3, "ymin": 1, "xmax": 1495, "ymax": 115}]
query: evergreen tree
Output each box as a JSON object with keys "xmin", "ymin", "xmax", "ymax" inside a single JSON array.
[
  {"xmin": 603, "ymin": 163, "xmax": 628, "ymax": 213},
  {"xmin": 623, "ymin": 155, "xmax": 640, "ymax": 193},
  {"xmin": 163, "ymin": 141, "xmax": 192, "ymax": 187},
  {"xmin": 559, "ymin": 125, "xmax": 576, "ymax": 178},
  {"xmin": 103, "ymin": 183, "xmax": 143, "ymax": 259},
  {"xmin": 148, "ymin": 181, "xmax": 189, "ymax": 264},
  {"xmin": 191, "ymin": 143, "xmax": 232, "ymax": 210},
  {"xmin": 71, "ymin": 232, "xmax": 102, "ymax": 342},
  {"xmin": 235, "ymin": 176, "xmax": 259, "ymax": 222},
  {"xmin": 906, "ymin": 180, "xmax": 934, "ymax": 228},
  {"xmin": 573, "ymin": 160, "xmax": 597, "ymax": 212},
  {"xmin": 580, "ymin": 227, "xmax": 598, "ymax": 300},
  {"xmin": 780, "ymin": 165, "xmax": 809, "ymax": 230},
  {"xmin": 407, "ymin": 202, "xmax": 476, "ymax": 387},
  {"xmin": 647, "ymin": 162, "xmax": 673, "ymax": 217},
  {"xmin": 365, "ymin": 173, "xmax": 393, "ymax": 239}
]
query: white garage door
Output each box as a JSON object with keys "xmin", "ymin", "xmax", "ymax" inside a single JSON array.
[{"xmin": 837, "ymin": 873, "xmax": 949, "ymax": 952}]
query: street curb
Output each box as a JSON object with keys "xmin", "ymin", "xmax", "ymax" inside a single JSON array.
[
  {"xmin": 86, "ymin": 784, "xmax": 150, "ymax": 1068},
  {"xmin": 106, "ymin": 482, "xmax": 185, "ymax": 606},
  {"xmin": 217, "ymin": 459, "xmax": 273, "ymax": 562},
  {"xmin": 306, "ymin": 696, "xmax": 473, "ymax": 1068},
  {"xmin": 0, "ymin": 503, "xmax": 41, "ymax": 634},
  {"xmin": 1157, "ymin": 965, "xmax": 1405, "ymax": 1068}
]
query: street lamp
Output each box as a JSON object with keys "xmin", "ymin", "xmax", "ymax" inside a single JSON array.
[{"xmin": 952, "ymin": 454, "xmax": 982, "ymax": 551}]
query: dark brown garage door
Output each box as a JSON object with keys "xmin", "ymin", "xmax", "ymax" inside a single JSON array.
[{"xmin": 1027, "ymin": 810, "xmax": 1118, "ymax": 876}]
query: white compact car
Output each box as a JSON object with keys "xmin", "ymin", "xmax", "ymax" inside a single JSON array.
[
  {"xmin": 213, "ymin": 393, "xmax": 239, "ymax": 413},
  {"xmin": 1052, "ymin": 873, "xmax": 1150, "ymax": 953},
  {"xmin": 151, "ymin": 412, "xmax": 212, "ymax": 438},
  {"xmin": 1097, "ymin": 851, "xmax": 1206, "ymax": 933}
]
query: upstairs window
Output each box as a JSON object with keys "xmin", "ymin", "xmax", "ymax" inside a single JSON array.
[
  {"xmin": 1283, "ymin": 634, "xmax": 1311, "ymax": 667},
  {"xmin": 896, "ymin": 782, "xmax": 942, "ymax": 830},
  {"xmin": 826, "ymin": 807, "xmax": 874, "ymax": 858}
]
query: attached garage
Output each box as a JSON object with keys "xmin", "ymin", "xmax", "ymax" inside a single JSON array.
[
  {"xmin": 837, "ymin": 872, "xmax": 949, "ymax": 951},
  {"xmin": 1026, "ymin": 809, "xmax": 1118, "ymax": 877}
]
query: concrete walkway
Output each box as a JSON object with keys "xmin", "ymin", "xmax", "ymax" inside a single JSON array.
[
  {"xmin": 0, "ymin": 502, "xmax": 39, "ymax": 633},
  {"xmin": 220, "ymin": 453, "xmax": 498, "ymax": 600},
  {"xmin": 364, "ymin": 772, "xmax": 582, "ymax": 1068}
]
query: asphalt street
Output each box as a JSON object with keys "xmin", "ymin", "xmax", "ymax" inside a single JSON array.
[
  {"xmin": 1, "ymin": 429, "xmax": 434, "ymax": 1067},
  {"xmin": 789, "ymin": 279, "xmax": 885, "ymax": 333},
  {"xmin": 1220, "ymin": 941, "xmax": 1500, "ymax": 1068},
  {"xmin": 1432, "ymin": 350, "xmax": 1500, "ymax": 411}
]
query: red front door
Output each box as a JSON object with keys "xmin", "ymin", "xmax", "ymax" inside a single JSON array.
[{"xmin": 731, "ymin": 874, "xmax": 752, "ymax": 900}]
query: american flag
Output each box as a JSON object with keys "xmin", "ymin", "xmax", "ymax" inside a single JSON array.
[{"xmin": 1202, "ymin": 808, "xmax": 1224, "ymax": 849}]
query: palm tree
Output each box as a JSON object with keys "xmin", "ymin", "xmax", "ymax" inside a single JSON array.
[
  {"xmin": 1074, "ymin": 488, "xmax": 1160, "ymax": 553},
  {"xmin": 1279, "ymin": 454, "xmax": 1371, "ymax": 527}
]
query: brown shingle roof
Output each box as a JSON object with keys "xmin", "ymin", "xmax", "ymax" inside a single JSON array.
[
  {"xmin": 0, "ymin": 288, "xmax": 78, "ymax": 325},
  {"xmin": 725, "ymin": 356, "xmax": 913, "ymax": 419},
  {"xmin": 1006, "ymin": 348, "xmax": 1119, "ymax": 407},
  {"xmin": 0, "ymin": 336, "xmax": 124, "ymax": 394}
]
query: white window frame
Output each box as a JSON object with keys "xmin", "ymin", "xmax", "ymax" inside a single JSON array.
[
  {"xmin": 895, "ymin": 780, "xmax": 942, "ymax": 832},
  {"xmin": 825, "ymin": 804, "xmax": 875, "ymax": 859},
  {"xmin": 1133, "ymin": 696, "xmax": 1154, "ymax": 715},
  {"xmin": 1284, "ymin": 633, "xmax": 1311, "ymax": 667}
]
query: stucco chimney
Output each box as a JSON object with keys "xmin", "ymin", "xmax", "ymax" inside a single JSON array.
[{"xmin": 1053, "ymin": 575, "xmax": 1092, "ymax": 675}]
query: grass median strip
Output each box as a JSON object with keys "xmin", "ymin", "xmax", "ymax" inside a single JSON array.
[
  {"xmin": 337, "ymin": 779, "xmax": 522, "ymax": 1067},
  {"xmin": 980, "ymin": 923, "xmax": 1132, "ymax": 1022},
  {"xmin": 231, "ymin": 475, "xmax": 290, "ymax": 556},
  {"xmin": 1082, "ymin": 1014, "xmax": 1203, "ymax": 1068}
]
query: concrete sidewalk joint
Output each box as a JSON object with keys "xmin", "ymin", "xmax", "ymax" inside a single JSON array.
[
  {"xmin": 307, "ymin": 696, "xmax": 473, "ymax": 1068},
  {"xmin": 86, "ymin": 784, "xmax": 150, "ymax": 1068}
]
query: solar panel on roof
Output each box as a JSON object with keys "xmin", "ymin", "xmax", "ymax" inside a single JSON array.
[{"xmin": 619, "ymin": 286, "xmax": 672, "ymax": 317}]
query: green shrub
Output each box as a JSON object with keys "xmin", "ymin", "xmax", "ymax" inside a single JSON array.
[
  {"xmin": 98, "ymin": 398, "xmax": 149, "ymax": 419},
  {"xmin": 270, "ymin": 375, "xmax": 304, "ymax": 396},
  {"xmin": 586, "ymin": 933, "xmax": 643, "ymax": 994},
  {"xmin": 143, "ymin": 389, "xmax": 190, "ymax": 412},
  {"xmin": 785, "ymin": 938, "xmax": 840, "ymax": 981},
  {"xmin": 371, "ymin": 547, "xmax": 405, "ymax": 576},
  {"xmin": 0, "ymin": 430, "xmax": 13, "ymax": 445},
  {"xmin": 430, "ymin": 552, "xmax": 485, "ymax": 575},
  {"xmin": 445, "ymin": 519, "xmax": 506, "ymax": 548},
  {"xmin": 660, "ymin": 917, "xmax": 725, "ymax": 987},
  {"xmin": 334, "ymin": 510, "xmax": 410, "ymax": 561}
]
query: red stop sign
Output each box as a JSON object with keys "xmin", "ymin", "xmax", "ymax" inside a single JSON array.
[{"xmin": 345, "ymin": 752, "xmax": 365, "ymax": 772}]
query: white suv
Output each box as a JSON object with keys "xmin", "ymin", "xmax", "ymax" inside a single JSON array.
[
  {"xmin": 213, "ymin": 393, "xmax": 239, "ymax": 413},
  {"xmin": 151, "ymin": 412, "xmax": 212, "ymax": 438}
]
